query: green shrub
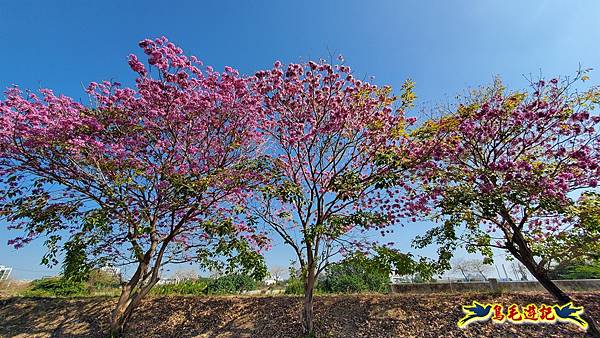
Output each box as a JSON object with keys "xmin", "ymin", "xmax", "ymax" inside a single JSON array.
[
  {"xmin": 550, "ymin": 260, "xmax": 600, "ymax": 279},
  {"xmin": 284, "ymin": 277, "xmax": 304, "ymax": 295},
  {"xmin": 62, "ymin": 237, "xmax": 91, "ymax": 284},
  {"xmin": 23, "ymin": 277, "xmax": 87, "ymax": 297},
  {"xmin": 320, "ymin": 255, "xmax": 390, "ymax": 294},
  {"xmin": 205, "ymin": 274, "xmax": 256, "ymax": 295},
  {"xmin": 87, "ymin": 269, "xmax": 121, "ymax": 290},
  {"xmin": 151, "ymin": 278, "xmax": 210, "ymax": 296}
]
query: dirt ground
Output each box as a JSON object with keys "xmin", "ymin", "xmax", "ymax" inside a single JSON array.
[{"xmin": 0, "ymin": 292, "xmax": 598, "ymax": 337}]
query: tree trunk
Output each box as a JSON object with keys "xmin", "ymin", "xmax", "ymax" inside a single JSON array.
[
  {"xmin": 109, "ymin": 284, "xmax": 132, "ymax": 336},
  {"xmin": 107, "ymin": 223, "xmax": 173, "ymax": 336},
  {"xmin": 109, "ymin": 277, "xmax": 157, "ymax": 336},
  {"xmin": 517, "ymin": 255, "xmax": 600, "ymax": 337},
  {"xmin": 302, "ymin": 265, "xmax": 316, "ymax": 337},
  {"xmin": 501, "ymin": 222, "xmax": 600, "ymax": 337}
]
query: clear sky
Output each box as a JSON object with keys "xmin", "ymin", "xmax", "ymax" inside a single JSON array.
[{"xmin": 1, "ymin": 0, "xmax": 599, "ymax": 280}]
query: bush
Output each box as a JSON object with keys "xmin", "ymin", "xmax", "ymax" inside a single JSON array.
[
  {"xmin": 550, "ymin": 260, "xmax": 600, "ymax": 279},
  {"xmin": 87, "ymin": 269, "xmax": 121, "ymax": 290},
  {"xmin": 284, "ymin": 277, "xmax": 304, "ymax": 295},
  {"xmin": 23, "ymin": 277, "xmax": 87, "ymax": 297},
  {"xmin": 205, "ymin": 274, "xmax": 256, "ymax": 295},
  {"xmin": 151, "ymin": 278, "xmax": 210, "ymax": 296},
  {"xmin": 320, "ymin": 255, "xmax": 390, "ymax": 294}
]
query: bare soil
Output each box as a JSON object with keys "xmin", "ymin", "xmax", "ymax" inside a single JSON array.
[{"xmin": 0, "ymin": 292, "xmax": 598, "ymax": 337}]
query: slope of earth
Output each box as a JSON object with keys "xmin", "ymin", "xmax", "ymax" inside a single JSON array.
[{"xmin": 0, "ymin": 292, "xmax": 598, "ymax": 337}]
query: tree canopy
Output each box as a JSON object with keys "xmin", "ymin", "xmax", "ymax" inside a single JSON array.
[{"xmin": 0, "ymin": 37, "xmax": 269, "ymax": 334}]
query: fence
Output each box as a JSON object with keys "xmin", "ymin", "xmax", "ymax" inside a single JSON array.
[{"xmin": 390, "ymin": 279, "xmax": 600, "ymax": 294}]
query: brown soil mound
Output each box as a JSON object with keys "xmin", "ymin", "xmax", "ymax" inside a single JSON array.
[{"xmin": 0, "ymin": 292, "xmax": 598, "ymax": 337}]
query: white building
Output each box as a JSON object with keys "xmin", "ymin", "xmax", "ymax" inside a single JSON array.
[
  {"xmin": 100, "ymin": 265, "xmax": 121, "ymax": 277},
  {"xmin": 263, "ymin": 278, "xmax": 277, "ymax": 286},
  {"xmin": 0, "ymin": 265, "xmax": 12, "ymax": 281}
]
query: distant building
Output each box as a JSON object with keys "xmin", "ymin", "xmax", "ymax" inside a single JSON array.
[
  {"xmin": 390, "ymin": 274, "xmax": 411, "ymax": 284},
  {"xmin": 100, "ymin": 266, "xmax": 121, "ymax": 277},
  {"xmin": 0, "ymin": 265, "xmax": 12, "ymax": 281},
  {"xmin": 156, "ymin": 278, "xmax": 179, "ymax": 285},
  {"xmin": 390, "ymin": 272, "xmax": 435, "ymax": 284},
  {"xmin": 264, "ymin": 278, "xmax": 277, "ymax": 286}
]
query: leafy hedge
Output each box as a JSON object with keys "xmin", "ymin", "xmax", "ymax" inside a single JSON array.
[
  {"xmin": 550, "ymin": 260, "xmax": 600, "ymax": 279},
  {"xmin": 22, "ymin": 277, "xmax": 87, "ymax": 297},
  {"xmin": 284, "ymin": 277, "xmax": 304, "ymax": 294},
  {"xmin": 204, "ymin": 274, "xmax": 257, "ymax": 295},
  {"xmin": 151, "ymin": 279, "xmax": 210, "ymax": 296},
  {"xmin": 320, "ymin": 255, "xmax": 390, "ymax": 294},
  {"xmin": 21, "ymin": 273, "xmax": 260, "ymax": 297}
]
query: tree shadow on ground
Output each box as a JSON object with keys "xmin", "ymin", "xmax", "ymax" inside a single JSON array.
[
  {"xmin": 0, "ymin": 297, "xmax": 111, "ymax": 337},
  {"xmin": 0, "ymin": 293, "xmax": 598, "ymax": 337}
]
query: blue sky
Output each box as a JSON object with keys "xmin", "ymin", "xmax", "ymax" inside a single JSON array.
[{"xmin": 1, "ymin": 0, "xmax": 599, "ymax": 280}]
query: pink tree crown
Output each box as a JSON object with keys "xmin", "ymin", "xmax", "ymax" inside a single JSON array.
[
  {"xmin": 251, "ymin": 58, "xmax": 417, "ymax": 270},
  {"xmin": 0, "ymin": 37, "xmax": 268, "ymax": 272},
  {"xmin": 409, "ymin": 74, "xmax": 600, "ymax": 265}
]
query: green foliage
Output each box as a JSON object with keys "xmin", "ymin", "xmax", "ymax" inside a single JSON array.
[
  {"xmin": 550, "ymin": 260, "xmax": 600, "ymax": 280},
  {"xmin": 259, "ymin": 178, "xmax": 304, "ymax": 205},
  {"xmin": 400, "ymin": 79, "xmax": 417, "ymax": 109},
  {"xmin": 196, "ymin": 219, "xmax": 268, "ymax": 282},
  {"xmin": 151, "ymin": 278, "xmax": 210, "ymax": 296},
  {"xmin": 86, "ymin": 269, "xmax": 120, "ymax": 290},
  {"xmin": 284, "ymin": 262, "xmax": 305, "ymax": 294},
  {"xmin": 21, "ymin": 267, "xmax": 121, "ymax": 297},
  {"xmin": 320, "ymin": 255, "xmax": 389, "ymax": 293},
  {"xmin": 327, "ymin": 211, "xmax": 388, "ymax": 237},
  {"xmin": 533, "ymin": 192, "xmax": 600, "ymax": 267},
  {"xmin": 62, "ymin": 236, "xmax": 91, "ymax": 283},
  {"xmin": 329, "ymin": 172, "xmax": 363, "ymax": 201},
  {"xmin": 22, "ymin": 277, "xmax": 87, "ymax": 297},
  {"xmin": 284, "ymin": 277, "xmax": 305, "ymax": 295},
  {"xmin": 372, "ymin": 246, "xmax": 438, "ymax": 279},
  {"xmin": 319, "ymin": 250, "xmax": 437, "ymax": 294},
  {"xmin": 204, "ymin": 274, "xmax": 257, "ymax": 295}
]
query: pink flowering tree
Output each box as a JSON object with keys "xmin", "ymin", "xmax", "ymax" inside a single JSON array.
[
  {"xmin": 409, "ymin": 75, "xmax": 600, "ymax": 335},
  {"xmin": 0, "ymin": 37, "xmax": 268, "ymax": 335},
  {"xmin": 252, "ymin": 59, "xmax": 418, "ymax": 335}
]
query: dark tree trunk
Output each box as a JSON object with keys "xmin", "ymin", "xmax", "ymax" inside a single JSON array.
[
  {"xmin": 525, "ymin": 262, "xmax": 599, "ymax": 337},
  {"xmin": 302, "ymin": 265, "xmax": 316, "ymax": 337},
  {"xmin": 509, "ymin": 242, "xmax": 600, "ymax": 337},
  {"xmin": 109, "ymin": 278, "xmax": 157, "ymax": 336}
]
